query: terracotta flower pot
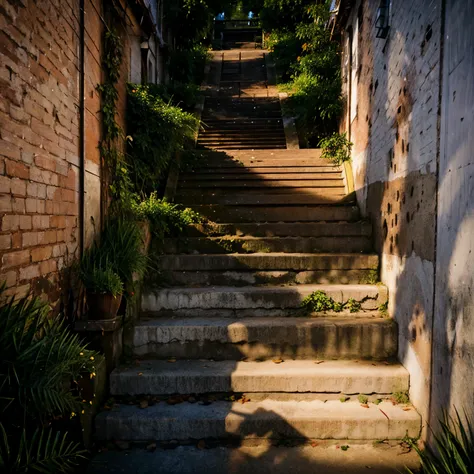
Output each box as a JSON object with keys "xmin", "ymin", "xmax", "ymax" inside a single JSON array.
[{"xmin": 86, "ymin": 291, "xmax": 123, "ymax": 320}]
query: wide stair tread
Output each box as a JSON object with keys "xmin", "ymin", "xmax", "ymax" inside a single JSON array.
[
  {"xmin": 94, "ymin": 399, "xmax": 420, "ymax": 441},
  {"xmin": 110, "ymin": 359, "xmax": 409, "ymax": 396},
  {"xmin": 130, "ymin": 316, "xmax": 397, "ymax": 360}
]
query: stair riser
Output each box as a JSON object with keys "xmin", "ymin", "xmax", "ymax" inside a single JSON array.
[
  {"xmin": 162, "ymin": 237, "xmax": 372, "ymax": 254},
  {"xmin": 176, "ymin": 193, "xmax": 350, "ymax": 205},
  {"xmin": 131, "ymin": 321, "xmax": 397, "ymax": 361},
  {"xmin": 188, "ymin": 222, "xmax": 372, "ymax": 238},
  {"xmin": 159, "ymin": 269, "xmax": 376, "ymax": 287},
  {"xmin": 184, "ymin": 206, "xmax": 359, "ymax": 222},
  {"xmin": 180, "ymin": 180, "xmax": 344, "ymax": 188},
  {"xmin": 110, "ymin": 373, "xmax": 408, "ymax": 397},
  {"xmin": 181, "ymin": 173, "xmax": 342, "ymax": 181},
  {"xmin": 178, "ymin": 187, "xmax": 347, "ymax": 197},
  {"xmin": 142, "ymin": 286, "xmax": 387, "ymax": 313},
  {"xmin": 199, "ymin": 145, "xmax": 288, "ymax": 150},
  {"xmin": 157, "ymin": 254, "xmax": 378, "ymax": 272}
]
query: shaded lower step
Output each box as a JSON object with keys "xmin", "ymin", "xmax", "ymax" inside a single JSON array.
[
  {"xmin": 159, "ymin": 269, "xmax": 377, "ymax": 286},
  {"xmin": 181, "ymin": 173, "xmax": 342, "ymax": 181},
  {"xmin": 186, "ymin": 205, "xmax": 359, "ymax": 222},
  {"xmin": 94, "ymin": 399, "xmax": 420, "ymax": 442},
  {"xmin": 110, "ymin": 360, "xmax": 409, "ymax": 396},
  {"xmin": 201, "ymin": 144, "xmax": 288, "ymax": 150},
  {"xmin": 156, "ymin": 253, "xmax": 378, "ymax": 272},
  {"xmin": 176, "ymin": 192, "xmax": 350, "ymax": 205},
  {"xmin": 142, "ymin": 285, "xmax": 387, "ymax": 313},
  {"xmin": 162, "ymin": 235, "xmax": 371, "ymax": 254},
  {"xmin": 180, "ymin": 179, "xmax": 344, "ymax": 188},
  {"xmin": 131, "ymin": 317, "xmax": 396, "ymax": 360},
  {"xmin": 87, "ymin": 444, "xmax": 421, "ymax": 474},
  {"xmin": 188, "ymin": 221, "xmax": 372, "ymax": 238}
]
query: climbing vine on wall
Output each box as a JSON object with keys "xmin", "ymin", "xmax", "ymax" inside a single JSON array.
[{"xmin": 97, "ymin": 28, "xmax": 132, "ymax": 212}]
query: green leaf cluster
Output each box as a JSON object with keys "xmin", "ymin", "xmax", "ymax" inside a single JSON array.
[
  {"xmin": 319, "ymin": 132, "xmax": 353, "ymax": 165},
  {"xmin": 80, "ymin": 218, "xmax": 148, "ymax": 296},
  {"xmin": 406, "ymin": 410, "xmax": 474, "ymax": 474},
  {"xmin": 300, "ymin": 290, "xmax": 363, "ymax": 314},
  {"xmin": 127, "ymin": 84, "xmax": 199, "ymax": 194},
  {"xmin": 131, "ymin": 193, "xmax": 203, "ymax": 241},
  {"xmin": 0, "ymin": 286, "xmax": 97, "ymax": 472},
  {"xmin": 263, "ymin": 0, "xmax": 343, "ymax": 145}
]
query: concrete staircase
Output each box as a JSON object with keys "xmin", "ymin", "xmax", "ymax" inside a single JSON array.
[
  {"xmin": 92, "ymin": 50, "xmax": 420, "ymax": 468},
  {"xmin": 94, "ymin": 147, "xmax": 421, "ymax": 445}
]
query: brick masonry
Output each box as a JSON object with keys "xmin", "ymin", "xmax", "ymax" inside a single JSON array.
[{"xmin": 0, "ymin": 0, "xmax": 84, "ymax": 306}]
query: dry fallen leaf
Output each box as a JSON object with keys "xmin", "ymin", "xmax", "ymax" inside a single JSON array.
[
  {"xmin": 139, "ymin": 400, "xmax": 148, "ymax": 409},
  {"xmin": 167, "ymin": 357, "xmax": 177, "ymax": 363},
  {"xmin": 311, "ymin": 441, "xmax": 319, "ymax": 448},
  {"xmin": 197, "ymin": 440, "xmax": 206, "ymax": 450},
  {"xmin": 360, "ymin": 403, "xmax": 369, "ymax": 408},
  {"xmin": 147, "ymin": 442, "xmax": 157, "ymax": 452},
  {"xmin": 272, "ymin": 358, "xmax": 284, "ymax": 364},
  {"xmin": 314, "ymin": 360, "xmax": 325, "ymax": 364},
  {"xmin": 403, "ymin": 407, "xmax": 412, "ymax": 411},
  {"xmin": 138, "ymin": 372, "xmax": 143, "ymax": 376},
  {"xmin": 241, "ymin": 395, "xmax": 250, "ymax": 404}
]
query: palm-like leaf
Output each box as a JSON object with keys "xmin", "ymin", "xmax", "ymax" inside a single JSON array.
[
  {"xmin": 406, "ymin": 409, "xmax": 474, "ymax": 474},
  {"xmin": 0, "ymin": 424, "xmax": 85, "ymax": 473}
]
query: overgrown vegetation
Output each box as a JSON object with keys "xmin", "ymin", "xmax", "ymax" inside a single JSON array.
[
  {"xmin": 0, "ymin": 286, "xmax": 97, "ymax": 472},
  {"xmin": 406, "ymin": 410, "xmax": 474, "ymax": 474},
  {"xmin": 131, "ymin": 193, "xmax": 203, "ymax": 241},
  {"xmin": 127, "ymin": 84, "xmax": 198, "ymax": 195},
  {"xmin": 300, "ymin": 290, "xmax": 364, "ymax": 314},
  {"xmin": 319, "ymin": 132, "xmax": 353, "ymax": 165},
  {"xmin": 262, "ymin": 0, "xmax": 343, "ymax": 146}
]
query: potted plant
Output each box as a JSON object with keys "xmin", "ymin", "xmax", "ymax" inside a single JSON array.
[{"xmin": 80, "ymin": 260, "xmax": 123, "ymax": 320}]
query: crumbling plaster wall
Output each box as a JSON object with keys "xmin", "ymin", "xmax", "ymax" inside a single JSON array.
[
  {"xmin": 430, "ymin": 0, "xmax": 474, "ymax": 430},
  {"xmin": 342, "ymin": 0, "xmax": 443, "ymax": 431}
]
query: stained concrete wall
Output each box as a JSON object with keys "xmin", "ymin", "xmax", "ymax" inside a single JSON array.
[
  {"xmin": 431, "ymin": 0, "xmax": 474, "ymax": 428},
  {"xmin": 340, "ymin": 0, "xmax": 442, "ymax": 433}
]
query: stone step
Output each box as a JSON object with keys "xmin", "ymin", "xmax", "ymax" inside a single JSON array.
[
  {"xmin": 181, "ymin": 173, "xmax": 343, "ymax": 181},
  {"xmin": 180, "ymin": 179, "xmax": 344, "ymax": 188},
  {"xmin": 131, "ymin": 317, "xmax": 396, "ymax": 360},
  {"xmin": 156, "ymin": 253, "xmax": 378, "ymax": 272},
  {"xmin": 199, "ymin": 158, "xmax": 331, "ymax": 168},
  {"xmin": 142, "ymin": 285, "xmax": 387, "ymax": 313},
  {"xmin": 199, "ymin": 131, "xmax": 286, "ymax": 139},
  {"xmin": 188, "ymin": 221, "xmax": 372, "ymax": 238},
  {"xmin": 187, "ymin": 167, "xmax": 340, "ymax": 174},
  {"xmin": 162, "ymin": 235, "xmax": 371, "ymax": 254},
  {"xmin": 110, "ymin": 360, "xmax": 408, "ymax": 396},
  {"xmin": 87, "ymin": 444, "xmax": 421, "ymax": 474},
  {"xmin": 94, "ymin": 399, "xmax": 420, "ymax": 442},
  {"xmin": 179, "ymin": 187, "xmax": 347, "ymax": 197},
  {"xmin": 200, "ymin": 144, "xmax": 288, "ymax": 150},
  {"xmin": 177, "ymin": 193, "xmax": 350, "ymax": 205},
  {"xmin": 185, "ymin": 205, "xmax": 358, "ymax": 222},
  {"xmin": 159, "ymin": 269, "xmax": 377, "ymax": 287}
]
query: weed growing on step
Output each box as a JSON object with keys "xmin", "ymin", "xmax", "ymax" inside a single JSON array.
[
  {"xmin": 346, "ymin": 298, "xmax": 362, "ymax": 313},
  {"xmin": 300, "ymin": 291, "xmax": 365, "ymax": 314},
  {"xmin": 361, "ymin": 269, "xmax": 379, "ymax": 284},
  {"xmin": 340, "ymin": 396, "xmax": 350, "ymax": 403},
  {"xmin": 358, "ymin": 394, "xmax": 369, "ymax": 404},
  {"xmin": 373, "ymin": 398, "xmax": 383, "ymax": 405},
  {"xmin": 392, "ymin": 391, "xmax": 410, "ymax": 404},
  {"xmin": 379, "ymin": 301, "xmax": 389, "ymax": 317}
]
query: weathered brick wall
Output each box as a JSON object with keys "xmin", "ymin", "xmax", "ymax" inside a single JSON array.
[
  {"xmin": 340, "ymin": 0, "xmax": 442, "ymax": 434},
  {"xmin": 0, "ymin": 0, "xmax": 83, "ymax": 306}
]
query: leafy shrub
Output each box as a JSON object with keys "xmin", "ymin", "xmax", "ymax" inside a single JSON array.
[
  {"xmin": 127, "ymin": 84, "xmax": 199, "ymax": 194},
  {"xmin": 132, "ymin": 193, "xmax": 202, "ymax": 241},
  {"xmin": 0, "ymin": 286, "xmax": 97, "ymax": 472},
  {"xmin": 319, "ymin": 132, "xmax": 353, "ymax": 165},
  {"xmin": 79, "ymin": 263, "xmax": 123, "ymax": 297},
  {"xmin": 150, "ymin": 82, "xmax": 201, "ymax": 111},
  {"xmin": 79, "ymin": 218, "xmax": 148, "ymax": 295},
  {"xmin": 168, "ymin": 44, "xmax": 210, "ymax": 85},
  {"xmin": 406, "ymin": 410, "xmax": 474, "ymax": 474},
  {"xmin": 301, "ymin": 290, "xmax": 341, "ymax": 313},
  {"xmin": 266, "ymin": 31, "xmax": 302, "ymax": 82}
]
